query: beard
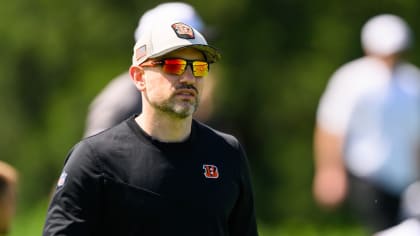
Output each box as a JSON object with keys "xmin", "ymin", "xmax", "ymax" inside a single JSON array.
[{"xmin": 145, "ymin": 92, "xmax": 200, "ymax": 119}]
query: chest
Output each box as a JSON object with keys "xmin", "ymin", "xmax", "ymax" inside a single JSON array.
[{"xmin": 100, "ymin": 146, "xmax": 240, "ymax": 228}]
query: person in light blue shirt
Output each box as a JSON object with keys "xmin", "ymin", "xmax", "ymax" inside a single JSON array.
[{"xmin": 313, "ymin": 14, "xmax": 420, "ymax": 233}]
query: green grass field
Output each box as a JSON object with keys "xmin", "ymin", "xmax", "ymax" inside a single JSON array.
[{"xmin": 9, "ymin": 199, "xmax": 48, "ymax": 236}]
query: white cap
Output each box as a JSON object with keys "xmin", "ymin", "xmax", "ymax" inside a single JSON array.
[
  {"xmin": 134, "ymin": 2, "xmax": 204, "ymax": 41},
  {"xmin": 361, "ymin": 14, "xmax": 412, "ymax": 56},
  {"xmin": 132, "ymin": 21, "xmax": 221, "ymax": 65}
]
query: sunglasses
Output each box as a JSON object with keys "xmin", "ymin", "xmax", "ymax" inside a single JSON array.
[{"xmin": 141, "ymin": 58, "xmax": 210, "ymax": 77}]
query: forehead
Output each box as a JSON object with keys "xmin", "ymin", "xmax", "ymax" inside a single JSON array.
[{"xmin": 163, "ymin": 47, "xmax": 206, "ymax": 60}]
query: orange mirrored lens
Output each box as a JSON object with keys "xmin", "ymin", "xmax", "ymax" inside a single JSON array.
[
  {"xmin": 162, "ymin": 59, "xmax": 209, "ymax": 77},
  {"xmin": 192, "ymin": 61, "xmax": 209, "ymax": 77},
  {"xmin": 162, "ymin": 59, "xmax": 187, "ymax": 75}
]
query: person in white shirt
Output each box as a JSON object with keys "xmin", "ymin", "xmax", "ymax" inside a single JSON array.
[{"xmin": 312, "ymin": 14, "xmax": 420, "ymax": 233}]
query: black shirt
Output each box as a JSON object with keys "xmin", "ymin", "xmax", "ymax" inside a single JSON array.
[{"xmin": 43, "ymin": 116, "xmax": 258, "ymax": 236}]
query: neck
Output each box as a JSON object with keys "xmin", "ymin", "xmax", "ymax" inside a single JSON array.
[
  {"xmin": 368, "ymin": 53, "xmax": 399, "ymax": 69},
  {"xmin": 135, "ymin": 111, "xmax": 192, "ymax": 143}
]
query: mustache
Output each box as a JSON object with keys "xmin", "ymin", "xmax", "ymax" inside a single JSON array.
[{"xmin": 175, "ymin": 84, "xmax": 198, "ymax": 93}]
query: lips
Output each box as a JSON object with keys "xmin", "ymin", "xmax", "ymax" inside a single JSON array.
[{"xmin": 175, "ymin": 88, "xmax": 198, "ymax": 96}]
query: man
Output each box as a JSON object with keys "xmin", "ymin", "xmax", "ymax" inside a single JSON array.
[
  {"xmin": 312, "ymin": 14, "xmax": 420, "ymax": 233},
  {"xmin": 0, "ymin": 161, "xmax": 18, "ymax": 236},
  {"xmin": 83, "ymin": 2, "xmax": 216, "ymax": 137},
  {"xmin": 43, "ymin": 20, "xmax": 258, "ymax": 236}
]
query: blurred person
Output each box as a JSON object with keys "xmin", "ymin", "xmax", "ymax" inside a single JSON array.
[
  {"xmin": 374, "ymin": 181, "xmax": 420, "ymax": 235},
  {"xmin": 0, "ymin": 161, "xmax": 18, "ymax": 236},
  {"xmin": 43, "ymin": 20, "xmax": 258, "ymax": 235},
  {"xmin": 373, "ymin": 218, "xmax": 420, "ymax": 236},
  {"xmin": 400, "ymin": 180, "xmax": 420, "ymax": 218},
  {"xmin": 84, "ymin": 2, "xmax": 217, "ymax": 137},
  {"xmin": 312, "ymin": 14, "xmax": 420, "ymax": 233}
]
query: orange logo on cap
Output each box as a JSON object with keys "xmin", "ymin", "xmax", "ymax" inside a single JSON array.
[
  {"xmin": 203, "ymin": 164, "xmax": 219, "ymax": 179},
  {"xmin": 171, "ymin": 22, "xmax": 195, "ymax": 39}
]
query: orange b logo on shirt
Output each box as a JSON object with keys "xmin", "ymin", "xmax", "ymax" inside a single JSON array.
[{"xmin": 203, "ymin": 164, "xmax": 219, "ymax": 179}]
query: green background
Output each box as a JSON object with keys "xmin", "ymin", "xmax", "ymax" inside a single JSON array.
[{"xmin": 2, "ymin": 0, "xmax": 420, "ymax": 235}]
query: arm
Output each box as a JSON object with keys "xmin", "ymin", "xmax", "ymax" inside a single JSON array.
[
  {"xmin": 312, "ymin": 63, "xmax": 354, "ymax": 210},
  {"xmin": 0, "ymin": 161, "xmax": 18, "ymax": 235},
  {"xmin": 43, "ymin": 141, "xmax": 103, "ymax": 236},
  {"xmin": 312, "ymin": 125, "xmax": 347, "ymax": 209},
  {"xmin": 229, "ymin": 144, "xmax": 259, "ymax": 236}
]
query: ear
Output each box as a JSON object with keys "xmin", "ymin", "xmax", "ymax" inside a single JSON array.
[{"xmin": 129, "ymin": 65, "xmax": 146, "ymax": 91}]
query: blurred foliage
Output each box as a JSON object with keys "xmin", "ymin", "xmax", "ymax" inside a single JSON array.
[{"xmin": 2, "ymin": 0, "xmax": 420, "ymax": 235}]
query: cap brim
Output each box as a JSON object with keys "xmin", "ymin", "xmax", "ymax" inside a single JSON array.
[{"xmin": 191, "ymin": 45, "xmax": 221, "ymax": 63}]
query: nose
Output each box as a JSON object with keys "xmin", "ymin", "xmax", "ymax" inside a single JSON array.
[{"xmin": 179, "ymin": 65, "xmax": 196, "ymax": 84}]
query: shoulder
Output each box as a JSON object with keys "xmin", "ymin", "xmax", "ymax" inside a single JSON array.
[
  {"xmin": 395, "ymin": 62, "xmax": 420, "ymax": 94},
  {"xmin": 322, "ymin": 57, "xmax": 389, "ymax": 98},
  {"xmin": 80, "ymin": 119, "xmax": 136, "ymax": 156},
  {"xmin": 331, "ymin": 57, "xmax": 382, "ymax": 81},
  {"xmin": 193, "ymin": 120, "xmax": 241, "ymax": 150},
  {"xmin": 396, "ymin": 62, "xmax": 420, "ymax": 78},
  {"xmin": 65, "ymin": 120, "xmax": 137, "ymax": 172}
]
